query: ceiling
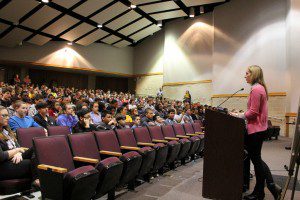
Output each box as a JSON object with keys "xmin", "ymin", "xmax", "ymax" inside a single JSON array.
[{"xmin": 0, "ymin": 0, "xmax": 228, "ymax": 48}]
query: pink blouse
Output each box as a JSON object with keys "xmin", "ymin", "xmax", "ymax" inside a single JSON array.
[{"xmin": 245, "ymin": 84, "xmax": 268, "ymax": 134}]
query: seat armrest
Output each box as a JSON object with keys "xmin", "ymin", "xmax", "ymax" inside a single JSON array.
[
  {"xmin": 38, "ymin": 164, "xmax": 67, "ymax": 173},
  {"xmin": 186, "ymin": 133, "xmax": 198, "ymax": 136},
  {"xmin": 99, "ymin": 150, "xmax": 122, "ymax": 157},
  {"xmin": 201, "ymin": 127, "xmax": 205, "ymax": 129},
  {"xmin": 73, "ymin": 156, "xmax": 99, "ymax": 164},
  {"xmin": 165, "ymin": 137, "xmax": 180, "ymax": 141},
  {"xmin": 21, "ymin": 147, "xmax": 29, "ymax": 151},
  {"xmin": 137, "ymin": 142, "xmax": 155, "ymax": 147},
  {"xmin": 176, "ymin": 135, "xmax": 190, "ymax": 138},
  {"xmin": 120, "ymin": 146, "xmax": 140, "ymax": 151},
  {"xmin": 152, "ymin": 139, "xmax": 168, "ymax": 143},
  {"xmin": 195, "ymin": 132, "xmax": 205, "ymax": 135}
]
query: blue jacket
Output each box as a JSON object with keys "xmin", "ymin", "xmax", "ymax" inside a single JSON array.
[
  {"xmin": 56, "ymin": 114, "xmax": 78, "ymax": 132},
  {"xmin": 9, "ymin": 116, "xmax": 41, "ymax": 131}
]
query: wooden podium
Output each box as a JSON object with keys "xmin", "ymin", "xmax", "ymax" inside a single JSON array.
[{"xmin": 202, "ymin": 109, "xmax": 245, "ymax": 200}]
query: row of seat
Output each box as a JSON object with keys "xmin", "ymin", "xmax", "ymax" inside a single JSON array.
[{"xmin": 0, "ymin": 123, "xmax": 204, "ymax": 199}]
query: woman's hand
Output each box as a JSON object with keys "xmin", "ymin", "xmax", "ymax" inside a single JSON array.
[
  {"xmin": 11, "ymin": 152, "xmax": 23, "ymax": 164},
  {"xmin": 16, "ymin": 148, "xmax": 25, "ymax": 153}
]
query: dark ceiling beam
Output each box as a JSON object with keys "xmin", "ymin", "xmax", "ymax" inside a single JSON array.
[
  {"xmin": 0, "ymin": 3, "xmax": 44, "ymax": 39},
  {"xmin": 0, "ymin": 0, "xmax": 11, "ymax": 10},
  {"xmin": 41, "ymin": 0, "xmax": 133, "ymax": 43},
  {"xmin": 119, "ymin": 0, "xmax": 157, "ymax": 24},
  {"xmin": 172, "ymin": 0, "xmax": 189, "ymax": 16}
]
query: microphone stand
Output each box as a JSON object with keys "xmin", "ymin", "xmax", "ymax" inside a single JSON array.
[{"xmin": 217, "ymin": 89, "xmax": 244, "ymax": 108}]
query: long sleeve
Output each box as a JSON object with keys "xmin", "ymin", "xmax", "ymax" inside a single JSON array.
[
  {"xmin": 57, "ymin": 115, "xmax": 67, "ymax": 126},
  {"xmin": 31, "ymin": 118, "xmax": 41, "ymax": 128},
  {"xmin": 0, "ymin": 146, "xmax": 9, "ymax": 163},
  {"xmin": 245, "ymin": 88, "xmax": 261, "ymax": 120}
]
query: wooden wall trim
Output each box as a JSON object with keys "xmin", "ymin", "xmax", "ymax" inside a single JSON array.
[
  {"xmin": 0, "ymin": 60, "xmax": 133, "ymax": 77},
  {"xmin": 134, "ymin": 72, "xmax": 163, "ymax": 77},
  {"xmin": 285, "ymin": 112, "xmax": 297, "ymax": 117},
  {"xmin": 212, "ymin": 92, "xmax": 287, "ymax": 98},
  {"xmin": 163, "ymin": 80, "xmax": 212, "ymax": 87}
]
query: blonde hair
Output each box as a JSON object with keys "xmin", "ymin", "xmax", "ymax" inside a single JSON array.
[{"xmin": 248, "ymin": 65, "xmax": 268, "ymax": 99}]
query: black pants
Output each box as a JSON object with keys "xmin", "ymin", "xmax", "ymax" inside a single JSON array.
[
  {"xmin": 0, "ymin": 148, "xmax": 35, "ymax": 181},
  {"xmin": 245, "ymin": 131, "xmax": 274, "ymax": 194}
]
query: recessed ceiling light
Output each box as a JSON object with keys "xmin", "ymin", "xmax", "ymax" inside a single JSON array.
[
  {"xmin": 41, "ymin": 0, "xmax": 49, "ymax": 3},
  {"xmin": 130, "ymin": 4, "xmax": 137, "ymax": 9},
  {"xmin": 189, "ymin": 7, "xmax": 195, "ymax": 18},
  {"xmin": 67, "ymin": 42, "xmax": 73, "ymax": 46},
  {"xmin": 157, "ymin": 20, "xmax": 162, "ymax": 27},
  {"xmin": 200, "ymin": 6, "xmax": 205, "ymax": 14},
  {"xmin": 97, "ymin": 24, "xmax": 103, "ymax": 28}
]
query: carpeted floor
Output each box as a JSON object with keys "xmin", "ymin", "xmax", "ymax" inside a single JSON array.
[{"xmin": 1, "ymin": 136, "xmax": 299, "ymax": 200}]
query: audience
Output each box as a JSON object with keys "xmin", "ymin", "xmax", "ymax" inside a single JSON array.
[
  {"xmin": 97, "ymin": 110, "xmax": 117, "ymax": 130},
  {"xmin": 90, "ymin": 102, "xmax": 101, "ymax": 125},
  {"xmin": 141, "ymin": 108, "xmax": 156, "ymax": 127},
  {"xmin": 131, "ymin": 115, "xmax": 141, "ymax": 129},
  {"xmin": 73, "ymin": 109, "xmax": 97, "ymax": 133}
]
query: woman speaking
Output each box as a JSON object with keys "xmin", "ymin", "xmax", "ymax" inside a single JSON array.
[{"xmin": 233, "ymin": 66, "xmax": 281, "ymax": 200}]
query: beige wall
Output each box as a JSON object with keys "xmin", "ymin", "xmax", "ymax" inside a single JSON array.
[
  {"xmin": 135, "ymin": 74, "xmax": 163, "ymax": 97},
  {"xmin": 0, "ymin": 42, "xmax": 134, "ymax": 74}
]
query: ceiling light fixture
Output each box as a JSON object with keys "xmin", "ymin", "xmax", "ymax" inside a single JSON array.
[
  {"xmin": 41, "ymin": 0, "xmax": 49, "ymax": 3},
  {"xmin": 200, "ymin": 6, "xmax": 205, "ymax": 14},
  {"xmin": 97, "ymin": 24, "xmax": 103, "ymax": 28},
  {"xmin": 130, "ymin": 4, "xmax": 137, "ymax": 9},
  {"xmin": 189, "ymin": 7, "xmax": 195, "ymax": 18},
  {"xmin": 157, "ymin": 20, "xmax": 162, "ymax": 27},
  {"xmin": 67, "ymin": 42, "xmax": 73, "ymax": 46}
]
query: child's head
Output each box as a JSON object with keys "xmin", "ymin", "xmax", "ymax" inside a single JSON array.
[{"xmin": 132, "ymin": 115, "xmax": 141, "ymax": 125}]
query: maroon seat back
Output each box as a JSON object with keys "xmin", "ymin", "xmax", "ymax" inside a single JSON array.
[
  {"xmin": 192, "ymin": 123, "xmax": 203, "ymax": 132},
  {"xmin": 183, "ymin": 123, "xmax": 195, "ymax": 134},
  {"xmin": 132, "ymin": 127, "xmax": 152, "ymax": 143},
  {"xmin": 33, "ymin": 136, "xmax": 75, "ymax": 171},
  {"xmin": 94, "ymin": 130, "xmax": 121, "ymax": 153},
  {"xmin": 194, "ymin": 120, "xmax": 202, "ymax": 124},
  {"xmin": 68, "ymin": 133, "xmax": 100, "ymax": 160},
  {"xmin": 115, "ymin": 129, "xmax": 137, "ymax": 147},
  {"xmin": 16, "ymin": 127, "xmax": 46, "ymax": 148},
  {"xmin": 148, "ymin": 126, "xmax": 165, "ymax": 140},
  {"xmin": 173, "ymin": 124, "xmax": 186, "ymax": 136},
  {"xmin": 161, "ymin": 125, "xmax": 176, "ymax": 137},
  {"xmin": 47, "ymin": 126, "xmax": 70, "ymax": 136}
]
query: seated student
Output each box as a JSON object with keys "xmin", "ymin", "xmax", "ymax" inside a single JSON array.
[
  {"xmin": 141, "ymin": 108, "xmax": 156, "ymax": 127},
  {"xmin": 165, "ymin": 109, "xmax": 177, "ymax": 125},
  {"xmin": 181, "ymin": 108, "xmax": 194, "ymax": 124},
  {"xmin": 33, "ymin": 102, "xmax": 56, "ymax": 129},
  {"xmin": 117, "ymin": 106, "xmax": 132, "ymax": 123},
  {"xmin": 48, "ymin": 100, "xmax": 62, "ymax": 119},
  {"xmin": 130, "ymin": 108, "xmax": 139, "ymax": 118},
  {"xmin": 73, "ymin": 109, "xmax": 98, "ymax": 133},
  {"xmin": 0, "ymin": 87, "xmax": 12, "ymax": 107},
  {"xmin": 174, "ymin": 108, "xmax": 185, "ymax": 123},
  {"xmin": 153, "ymin": 114, "xmax": 166, "ymax": 126},
  {"xmin": 7, "ymin": 96, "xmax": 18, "ymax": 117},
  {"xmin": 90, "ymin": 102, "xmax": 101, "ymax": 125},
  {"xmin": 8, "ymin": 100, "xmax": 41, "ymax": 131},
  {"xmin": 28, "ymin": 94, "xmax": 44, "ymax": 117},
  {"xmin": 131, "ymin": 116, "xmax": 142, "ymax": 129},
  {"xmin": 97, "ymin": 110, "xmax": 117, "ymax": 130},
  {"xmin": 0, "ymin": 106, "xmax": 39, "ymax": 188},
  {"xmin": 115, "ymin": 114, "xmax": 130, "ymax": 129},
  {"xmin": 56, "ymin": 103, "xmax": 78, "ymax": 132}
]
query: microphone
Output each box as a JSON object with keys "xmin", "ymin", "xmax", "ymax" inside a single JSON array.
[{"xmin": 217, "ymin": 88, "xmax": 244, "ymax": 108}]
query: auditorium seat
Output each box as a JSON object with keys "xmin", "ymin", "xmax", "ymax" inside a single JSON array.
[
  {"xmin": 173, "ymin": 124, "xmax": 200, "ymax": 160},
  {"xmin": 133, "ymin": 127, "xmax": 168, "ymax": 174},
  {"xmin": 183, "ymin": 123, "xmax": 204, "ymax": 155},
  {"xmin": 191, "ymin": 123, "xmax": 205, "ymax": 156},
  {"xmin": 47, "ymin": 126, "xmax": 70, "ymax": 136},
  {"xmin": 16, "ymin": 127, "xmax": 46, "ymax": 148},
  {"xmin": 33, "ymin": 136, "xmax": 99, "ymax": 200},
  {"xmin": 115, "ymin": 128, "xmax": 155, "ymax": 181},
  {"xmin": 162, "ymin": 125, "xmax": 191, "ymax": 164},
  {"xmin": 192, "ymin": 122, "xmax": 205, "ymax": 134},
  {"xmin": 267, "ymin": 120, "xmax": 280, "ymax": 140},
  {"xmin": 94, "ymin": 130, "xmax": 142, "ymax": 189},
  {"xmin": 147, "ymin": 126, "xmax": 180, "ymax": 169},
  {"xmin": 68, "ymin": 133, "xmax": 124, "ymax": 199}
]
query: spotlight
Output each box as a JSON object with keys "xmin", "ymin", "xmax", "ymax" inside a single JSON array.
[
  {"xmin": 157, "ymin": 20, "xmax": 162, "ymax": 27},
  {"xmin": 41, "ymin": 0, "xmax": 49, "ymax": 3},
  {"xmin": 97, "ymin": 24, "xmax": 103, "ymax": 28},
  {"xmin": 67, "ymin": 42, "xmax": 73, "ymax": 46},
  {"xmin": 130, "ymin": 4, "xmax": 137, "ymax": 9},
  {"xmin": 189, "ymin": 7, "xmax": 195, "ymax": 18},
  {"xmin": 200, "ymin": 6, "xmax": 205, "ymax": 14}
]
